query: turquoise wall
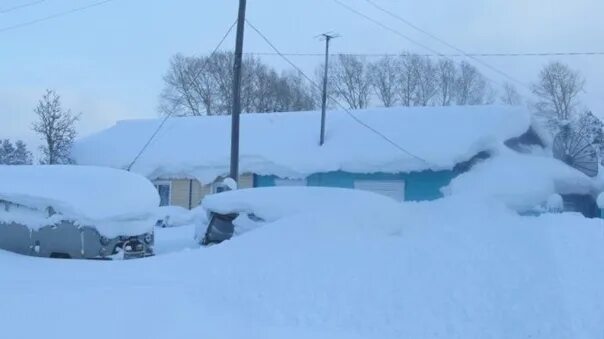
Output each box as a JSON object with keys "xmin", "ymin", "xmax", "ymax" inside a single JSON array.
[{"xmin": 254, "ymin": 169, "xmax": 458, "ymax": 202}]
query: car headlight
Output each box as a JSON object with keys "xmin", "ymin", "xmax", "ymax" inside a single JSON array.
[{"xmin": 144, "ymin": 233, "xmax": 153, "ymax": 244}]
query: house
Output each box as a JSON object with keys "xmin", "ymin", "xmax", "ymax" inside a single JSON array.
[{"xmin": 72, "ymin": 105, "xmax": 532, "ymax": 209}]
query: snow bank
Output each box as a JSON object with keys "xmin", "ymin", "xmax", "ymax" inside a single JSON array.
[
  {"xmin": 445, "ymin": 150, "xmax": 603, "ymax": 211},
  {"xmin": 2, "ymin": 197, "xmax": 604, "ymax": 338},
  {"xmin": 153, "ymin": 205, "xmax": 207, "ymax": 228},
  {"xmin": 0, "ymin": 165, "xmax": 159, "ymax": 236},
  {"xmin": 72, "ymin": 105, "xmax": 530, "ymax": 183}
]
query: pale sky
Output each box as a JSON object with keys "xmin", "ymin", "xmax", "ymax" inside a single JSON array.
[{"xmin": 1, "ymin": 0, "xmax": 603, "ymax": 155}]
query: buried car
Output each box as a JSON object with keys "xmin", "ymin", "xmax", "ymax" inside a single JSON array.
[
  {"xmin": 197, "ymin": 186, "xmax": 405, "ymax": 245},
  {"xmin": 0, "ymin": 165, "xmax": 159, "ymax": 259}
]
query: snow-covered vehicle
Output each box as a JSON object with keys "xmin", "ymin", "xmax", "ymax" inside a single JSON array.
[
  {"xmin": 198, "ymin": 186, "xmax": 404, "ymax": 245},
  {"xmin": 0, "ymin": 165, "xmax": 159, "ymax": 259}
]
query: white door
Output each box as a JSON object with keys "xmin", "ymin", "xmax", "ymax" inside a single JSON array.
[{"xmin": 354, "ymin": 180, "xmax": 405, "ymax": 201}]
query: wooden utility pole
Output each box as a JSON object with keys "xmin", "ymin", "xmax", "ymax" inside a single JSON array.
[
  {"xmin": 319, "ymin": 33, "xmax": 337, "ymax": 146},
  {"xmin": 230, "ymin": 0, "xmax": 247, "ymax": 182}
]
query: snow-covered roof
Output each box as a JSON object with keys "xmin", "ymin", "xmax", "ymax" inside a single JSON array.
[
  {"xmin": 0, "ymin": 165, "xmax": 159, "ymax": 236},
  {"xmin": 72, "ymin": 105, "xmax": 531, "ymax": 183}
]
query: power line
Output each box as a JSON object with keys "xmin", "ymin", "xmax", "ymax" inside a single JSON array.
[
  {"xmin": 330, "ymin": 0, "xmax": 529, "ymax": 91},
  {"xmin": 126, "ymin": 20, "xmax": 238, "ymax": 172},
  {"xmin": 245, "ymin": 19, "xmax": 432, "ymax": 166},
  {"xmin": 244, "ymin": 51, "xmax": 604, "ymax": 58},
  {"xmin": 0, "ymin": 0, "xmax": 114, "ymax": 34},
  {"xmin": 0, "ymin": 0, "xmax": 46, "ymax": 14},
  {"xmin": 362, "ymin": 0, "xmax": 531, "ymax": 90}
]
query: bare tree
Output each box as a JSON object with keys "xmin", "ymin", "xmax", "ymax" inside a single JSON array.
[
  {"xmin": 32, "ymin": 90, "xmax": 79, "ymax": 164},
  {"xmin": 455, "ymin": 61, "xmax": 488, "ymax": 105},
  {"xmin": 532, "ymin": 61, "xmax": 584, "ymax": 122},
  {"xmin": 500, "ymin": 82, "xmax": 522, "ymax": 106},
  {"xmin": 398, "ymin": 54, "xmax": 421, "ymax": 106},
  {"xmin": 369, "ymin": 56, "xmax": 399, "ymax": 107},
  {"xmin": 414, "ymin": 57, "xmax": 438, "ymax": 106},
  {"xmin": 435, "ymin": 59, "xmax": 457, "ymax": 106},
  {"xmin": 328, "ymin": 54, "xmax": 372, "ymax": 109},
  {"xmin": 161, "ymin": 52, "xmax": 315, "ymax": 115},
  {"xmin": 160, "ymin": 54, "xmax": 217, "ymax": 116}
]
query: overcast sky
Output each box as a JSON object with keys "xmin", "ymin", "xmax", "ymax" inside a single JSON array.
[{"xmin": 1, "ymin": 0, "xmax": 602, "ymax": 153}]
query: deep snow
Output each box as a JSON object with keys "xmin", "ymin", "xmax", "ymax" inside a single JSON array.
[
  {"xmin": 444, "ymin": 149, "xmax": 603, "ymax": 212},
  {"xmin": 72, "ymin": 105, "xmax": 530, "ymax": 183},
  {"xmin": 1, "ymin": 191, "xmax": 603, "ymax": 339}
]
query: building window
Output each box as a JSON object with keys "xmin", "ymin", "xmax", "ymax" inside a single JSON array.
[
  {"xmin": 154, "ymin": 181, "xmax": 171, "ymax": 206},
  {"xmin": 274, "ymin": 178, "xmax": 307, "ymax": 186}
]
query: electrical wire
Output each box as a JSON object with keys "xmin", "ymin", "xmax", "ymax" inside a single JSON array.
[
  {"xmin": 363, "ymin": 0, "xmax": 534, "ymax": 89},
  {"xmin": 244, "ymin": 51, "xmax": 604, "ymax": 58},
  {"xmin": 126, "ymin": 20, "xmax": 237, "ymax": 171},
  {"xmin": 245, "ymin": 19, "xmax": 432, "ymax": 165},
  {"xmin": 0, "ymin": 0, "xmax": 114, "ymax": 33},
  {"xmin": 0, "ymin": 0, "xmax": 46, "ymax": 14},
  {"xmin": 330, "ymin": 0, "xmax": 530, "ymax": 91}
]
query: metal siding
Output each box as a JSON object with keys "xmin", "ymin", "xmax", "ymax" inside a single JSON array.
[{"xmin": 256, "ymin": 170, "xmax": 457, "ymax": 202}]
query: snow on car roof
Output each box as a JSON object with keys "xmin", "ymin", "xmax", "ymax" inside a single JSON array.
[
  {"xmin": 202, "ymin": 186, "xmax": 403, "ymax": 224},
  {"xmin": 0, "ymin": 165, "xmax": 159, "ymax": 223},
  {"xmin": 72, "ymin": 105, "xmax": 531, "ymax": 183}
]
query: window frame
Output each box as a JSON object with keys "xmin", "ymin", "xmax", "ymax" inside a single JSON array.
[{"xmin": 153, "ymin": 180, "xmax": 172, "ymax": 206}]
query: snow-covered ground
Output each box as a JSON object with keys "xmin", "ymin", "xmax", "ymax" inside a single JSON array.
[{"xmin": 1, "ymin": 188, "xmax": 603, "ymax": 339}]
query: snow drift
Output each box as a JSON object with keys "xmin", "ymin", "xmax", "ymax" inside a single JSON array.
[
  {"xmin": 72, "ymin": 105, "xmax": 531, "ymax": 183},
  {"xmin": 445, "ymin": 150, "xmax": 604, "ymax": 211}
]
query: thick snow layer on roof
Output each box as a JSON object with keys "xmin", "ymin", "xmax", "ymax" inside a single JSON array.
[
  {"xmin": 445, "ymin": 150, "xmax": 604, "ymax": 211},
  {"xmin": 0, "ymin": 165, "xmax": 159, "ymax": 236},
  {"xmin": 72, "ymin": 105, "xmax": 531, "ymax": 183}
]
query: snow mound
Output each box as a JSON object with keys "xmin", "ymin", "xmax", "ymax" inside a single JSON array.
[
  {"xmin": 202, "ymin": 186, "xmax": 405, "ymax": 235},
  {"xmin": 546, "ymin": 194, "xmax": 564, "ymax": 212},
  {"xmin": 73, "ymin": 105, "xmax": 530, "ymax": 183},
  {"xmin": 0, "ymin": 165, "xmax": 159, "ymax": 236},
  {"xmin": 153, "ymin": 205, "xmax": 207, "ymax": 228},
  {"xmin": 445, "ymin": 151, "xmax": 603, "ymax": 211}
]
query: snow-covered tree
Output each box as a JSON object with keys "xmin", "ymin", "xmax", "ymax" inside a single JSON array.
[
  {"xmin": 0, "ymin": 139, "xmax": 32, "ymax": 165},
  {"xmin": 32, "ymin": 90, "xmax": 79, "ymax": 164},
  {"xmin": 13, "ymin": 140, "xmax": 33, "ymax": 165},
  {"xmin": 0, "ymin": 139, "xmax": 16, "ymax": 165}
]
